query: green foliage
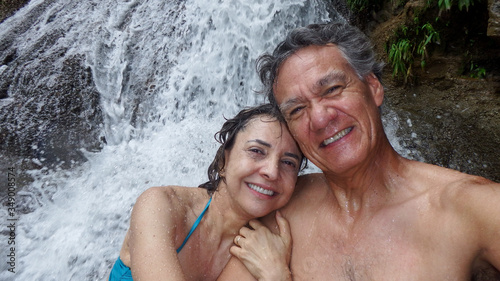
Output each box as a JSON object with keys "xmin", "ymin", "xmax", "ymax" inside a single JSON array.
[
  {"xmin": 438, "ymin": 0, "xmax": 452, "ymax": 10},
  {"xmin": 436, "ymin": 0, "xmax": 476, "ymax": 11},
  {"xmin": 376, "ymin": 0, "xmax": 485, "ymax": 83},
  {"xmin": 469, "ymin": 62, "xmax": 486, "ymax": 79},
  {"xmin": 416, "ymin": 23, "xmax": 440, "ymax": 68},
  {"xmin": 387, "ymin": 22, "xmax": 440, "ymax": 83},
  {"xmin": 346, "ymin": 0, "xmax": 370, "ymax": 12},
  {"xmin": 388, "ymin": 39, "xmax": 413, "ymax": 83}
]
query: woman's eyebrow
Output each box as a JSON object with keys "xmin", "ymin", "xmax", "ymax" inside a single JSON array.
[
  {"xmin": 284, "ymin": 152, "xmax": 300, "ymax": 161},
  {"xmin": 248, "ymin": 139, "xmax": 300, "ymax": 160},
  {"xmin": 247, "ymin": 139, "xmax": 271, "ymax": 147}
]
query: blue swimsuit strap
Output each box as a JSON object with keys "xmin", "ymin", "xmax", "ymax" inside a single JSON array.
[{"xmin": 176, "ymin": 197, "xmax": 212, "ymax": 253}]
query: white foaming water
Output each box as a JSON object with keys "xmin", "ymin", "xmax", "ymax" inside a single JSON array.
[{"xmin": 0, "ymin": 0, "xmax": 333, "ymax": 279}]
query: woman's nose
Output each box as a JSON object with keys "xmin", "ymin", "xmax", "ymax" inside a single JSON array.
[{"xmin": 260, "ymin": 159, "xmax": 279, "ymax": 180}]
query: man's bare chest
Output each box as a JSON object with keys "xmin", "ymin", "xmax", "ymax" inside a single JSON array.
[
  {"xmin": 289, "ymin": 236, "xmax": 430, "ymax": 280},
  {"xmin": 286, "ymin": 213, "xmax": 471, "ymax": 280}
]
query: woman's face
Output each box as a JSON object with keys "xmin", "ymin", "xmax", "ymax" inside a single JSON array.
[{"xmin": 223, "ymin": 115, "xmax": 302, "ymax": 218}]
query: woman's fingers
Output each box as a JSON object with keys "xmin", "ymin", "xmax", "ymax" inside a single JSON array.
[
  {"xmin": 239, "ymin": 219, "xmax": 263, "ymax": 237},
  {"xmin": 237, "ymin": 213, "xmax": 291, "ymax": 247},
  {"xmin": 229, "ymin": 244, "xmax": 241, "ymax": 257},
  {"xmin": 230, "ymin": 215, "xmax": 293, "ymax": 280},
  {"xmin": 276, "ymin": 211, "xmax": 291, "ymax": 242},
  {"xmin": 247, "ymin": 219, "xmax": 264, "ymax": 229},
  {"xmin": 234, "ymin": 235, "xmax": 243, "ymax": 247}
]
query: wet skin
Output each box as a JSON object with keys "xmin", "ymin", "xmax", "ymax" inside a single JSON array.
[
  {"xmin": 118, "ymin": 117, "xmax": 302, "ymax": 281},
  {"xmin": 217, "ymin": 45, "xmax": 500, "ymax": 281},
  {"xmin": 274, "ymin": 44, "xmax": 385, "ymax": 179}
]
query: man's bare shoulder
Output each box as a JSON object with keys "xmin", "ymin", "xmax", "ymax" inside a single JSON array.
[
  {"xmin": 280, "ymin": 173, "xmax": 331, "ymax": 213},
  {"xmin": 260, "ymin": 174, "xmax": 332, "ymax": 233},
  {"xmin": 411, "ymin": 161, "xmax": 498, "ymax": 202},
  {"xmin": 437, "ymin": 170, "xmax": 499, "ymax": 214},
  {"xmin": 293, "ymin": 173, "xmax": 329, "ymax": 197},
  {"xmin": 404, "ymin": 160, "xmax": 495, "ymax": 191},
  {"xmin": 411, "ymin": 161, "xmax": 500, "ymax": 237},
  {"xmin": 431, "ymin": 169, "xmax": 500, "ymax": 276}
]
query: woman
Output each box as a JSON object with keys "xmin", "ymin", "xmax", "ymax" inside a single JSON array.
[{"xmin": 109, "ymin": 103, "xmax": 304, "ymax": 280}]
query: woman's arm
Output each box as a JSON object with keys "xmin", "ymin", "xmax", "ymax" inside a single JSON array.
[
  {"xmin": 217, "ymin": 256, "xmax": 256, "ymax": 281},
  {"xmin": 128, "ymin": 186, "xmax": 188, "ymax": 281},
  {"xmin": 227, "ymin": 211, "xmax": 292, "ymax": 281}
]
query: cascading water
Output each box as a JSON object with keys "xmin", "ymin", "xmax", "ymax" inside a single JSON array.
[{"xmin": 0, "ymin": 0, "xmax": 350, "ymax": 280}]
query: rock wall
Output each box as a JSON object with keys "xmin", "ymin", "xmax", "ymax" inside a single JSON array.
[
  {"xmin": 488, "ymin": 0, "xmax": 500, "ymax": 37},
  {"xmin": 0, "ymin": 0, "xmax": 30, "ymax": 23},
  {"xmin": 368, "ymin": 0, "xmax": 500, "ymax": 182},
  {"xmin": 0, "ymin": 1, "xmax": 104, "ymax": 175}
]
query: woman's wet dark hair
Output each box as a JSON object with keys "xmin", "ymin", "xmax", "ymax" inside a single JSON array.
[{"xmin": 199, "ymin": 103, "xmax": 306, "ymax": 195}]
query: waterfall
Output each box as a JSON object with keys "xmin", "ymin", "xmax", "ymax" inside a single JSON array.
[{"xmin": 0, "ymin": 0, "xmax": 337, "ymax": 279}]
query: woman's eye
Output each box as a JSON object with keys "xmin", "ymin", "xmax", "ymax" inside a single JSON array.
[
  {"xmin": 282, "ymin": 160, "xmax": 297, "ymax": 169},
  {"xmin": 249, "ymin": 148, "xmax": 264, "ymax": 155}
]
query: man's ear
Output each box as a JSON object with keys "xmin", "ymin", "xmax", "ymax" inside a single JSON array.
[{"xmin": 366, "ymin": 73, "xmax": 384, "ymax": 107}]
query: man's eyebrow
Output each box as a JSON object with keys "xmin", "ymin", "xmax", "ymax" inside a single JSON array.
[
  {"xmin": 279, "ymin": 98, "xmax": 302, "ymax": 114},
  {"xmin": 278, "ymin": 71, "xmax": 347, "ymax": 114},
  {"xmin": 314, "ymin": 70, "xmax": 347, "ymax": 90}
]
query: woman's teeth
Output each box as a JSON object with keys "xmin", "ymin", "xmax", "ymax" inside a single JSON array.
[{"xmin": 248, "ymin": 183, "xmax": 275, "ymax": 196}]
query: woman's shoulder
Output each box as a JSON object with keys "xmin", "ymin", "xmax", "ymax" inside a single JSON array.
[
  {"xmin": 136, "ymin": 185, "xmax": 208, "ymax": 211},
  {"xmin": 132, "ymin": 186, "xmax": 208, "ymax": 223},
  {"xmin": 129, "ymin": 186, "xmax": 211, "ymax": 241}
]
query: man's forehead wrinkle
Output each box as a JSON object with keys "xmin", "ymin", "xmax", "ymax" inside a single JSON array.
[
  {"xmin": 290, "ymin": 51, "xmax": 306, "ymax": 62},
  {"xmin": 273, "ymin": 52, "xmax": 303, "ymax": 89}
]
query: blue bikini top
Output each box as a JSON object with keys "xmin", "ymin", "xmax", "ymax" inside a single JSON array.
[{"xmin": 176, "ymin": 197, "xmax": 212, "ymax": 253}]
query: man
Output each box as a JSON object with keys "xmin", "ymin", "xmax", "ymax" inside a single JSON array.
[{"xmin": 219, "ymin": 22, "xmax": 500, "ymax": 280}]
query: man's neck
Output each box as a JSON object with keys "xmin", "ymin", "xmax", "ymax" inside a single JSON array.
[{"xmin": 323, "ymin": 143, "xmax": 408, "ymax": 219}]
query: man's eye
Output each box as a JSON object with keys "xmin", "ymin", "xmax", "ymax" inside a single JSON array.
[
  {"xmin": 325, "ymin": 86, "xmax": 341, "ymax": 95},
  {"xmin": 289, "ymin": 106, "xmax": 304, "ymax": 117}
]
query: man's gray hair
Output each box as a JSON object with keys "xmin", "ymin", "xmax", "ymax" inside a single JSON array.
[{"xmin": 257, "ymin": 22, "xmax": 385, "ymax": 107}]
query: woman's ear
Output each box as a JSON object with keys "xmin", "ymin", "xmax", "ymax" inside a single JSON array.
[
  {"xmin": 220, "ymin": 150, "xmax": 229, "ymax": 177},
  {"xmin": 366, "ymin": 73, "xmax": 384, "ymax": 107}
]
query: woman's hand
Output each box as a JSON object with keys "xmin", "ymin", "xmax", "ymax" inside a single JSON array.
[{"xmin": 229, "ymin": 211, "xmax": 292, "ymax": 281}]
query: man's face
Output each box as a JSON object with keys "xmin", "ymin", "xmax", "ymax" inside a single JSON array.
[{"xmin": 273, "ymin": 45, "xmax": 384, "ymax": 175}]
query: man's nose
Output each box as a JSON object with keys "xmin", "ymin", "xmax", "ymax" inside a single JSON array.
[{"xmin": 309, "ymin": 102, "xmax": 337, "ymax": 131}]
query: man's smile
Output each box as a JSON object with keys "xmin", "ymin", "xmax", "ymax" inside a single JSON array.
[{"xmin": 321, "ymin": 127, "xmax": 353, "ymax": 147}]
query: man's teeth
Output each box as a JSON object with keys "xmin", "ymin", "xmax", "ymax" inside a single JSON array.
[
  {"xmin": 248, "ymin": 183, "xmax": 275, "ymax": 196},
  {"xmin": 323, "ymin": 127, "xmax": 352, "ymax": 146}
]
